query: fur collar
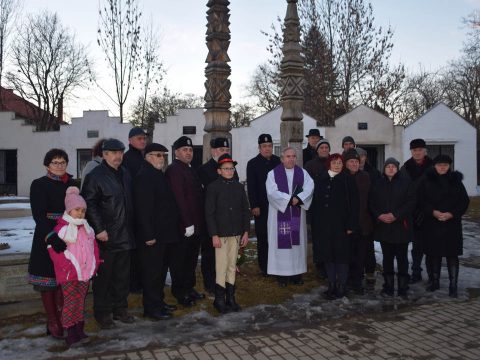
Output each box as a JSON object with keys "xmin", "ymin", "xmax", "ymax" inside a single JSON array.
[{"xmin": 425, "ymin": 167, "xmax": 464, "ymax": 184}]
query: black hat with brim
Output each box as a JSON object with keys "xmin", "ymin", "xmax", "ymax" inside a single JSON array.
[
  {"xmin": 173, "ymin": 136, "xmax": 193, "ymax": 150},
  {"xmin": 145, "ymin": 143, "xmax": 168, "ymax": 155},
  {"xmin": 217, "ymin": 153, "xmax": 238, "ymax": 168},
  {"xmin": 306, "ymin": 129, "xmax": 321, "ymax": 138},
  {"xmin": 258, "ymin": 134, "xmax": 273, "ymax": 144}
]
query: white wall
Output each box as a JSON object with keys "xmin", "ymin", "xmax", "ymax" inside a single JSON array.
[
  {"xmin": 0, "ymin": 110, "xmax": 130, "ymax": 196},
  {"xmin": 404, "ymin": 103, "xmax": 477, "ymax": 196},
  {"xmin": 325, "ymin": 105, "xmax": 404, "ymax": 162}
]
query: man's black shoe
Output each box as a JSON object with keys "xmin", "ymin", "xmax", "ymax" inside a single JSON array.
[
  {"xmin": 161, "ymin": 302, "xmax": 177, "ymax": 312},
  {"xmin": 188, "ymin": 288, "xmax": 205, "ymax": 300},
  {"xmin": 95, "ymin": 314, "xmax": 115, "ymax": 329},
  {"xmin": 144, "ymin": 309, "xmax": 173, "ymax": 321},
  {"xmin": 112, "ymin": 309, "xmax": 135, "ymax": 324},
  {"xmin": 177, "ymin": 296, "xmax": 196, "ymax": 307}
]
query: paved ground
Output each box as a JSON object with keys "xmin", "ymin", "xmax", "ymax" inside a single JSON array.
[{"xmin": 69, "ymin": 297, "xmax": 480, "ymax": 360}]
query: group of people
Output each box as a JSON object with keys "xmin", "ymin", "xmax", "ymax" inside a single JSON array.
[
  {"xmin": 299, "ymin": 132, "xmax": 469, "ymax": 300},
  {"xmin": 27, "ymin": 126, "xmax": 469, "ymax": 347}
]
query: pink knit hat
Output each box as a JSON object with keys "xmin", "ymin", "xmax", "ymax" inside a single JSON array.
[{"xmin": 65, "ymin": 186, "xmax": 87, "ymax": 213}]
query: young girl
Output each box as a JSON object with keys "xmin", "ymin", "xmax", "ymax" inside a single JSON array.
[{"xmin": 47, "ymin": 186, "xmax": 100, "ymax": 346}]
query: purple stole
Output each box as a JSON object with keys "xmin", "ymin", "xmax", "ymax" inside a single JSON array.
[{"xmin": 273, "ymin": 165, "xmax": 304, "ymax": 249}]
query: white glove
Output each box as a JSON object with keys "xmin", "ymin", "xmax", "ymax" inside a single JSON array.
[{"xmin": 184, "ymin": 225, "xmax": 195, "ymax": 237}]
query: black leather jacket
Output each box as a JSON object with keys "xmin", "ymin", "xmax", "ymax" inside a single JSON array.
[{"xmin": 81, "ymin": 161, "xmax": 135, "ymax": 252}]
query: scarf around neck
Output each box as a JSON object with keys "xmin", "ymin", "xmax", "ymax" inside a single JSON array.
[
  {"xmin": 60, "ymin": 212, "xmax": 93, "ymax": 243},
  {"xmin": 328, "ymin": 170, "xmax": 339, "ymax": 178}
]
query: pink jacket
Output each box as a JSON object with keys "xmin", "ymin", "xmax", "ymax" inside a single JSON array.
[{"xmin": 48, "ymin": 217, "xmax": 101, "ymax": 284}]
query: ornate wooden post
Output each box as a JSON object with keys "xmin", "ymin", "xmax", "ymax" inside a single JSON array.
[
  {"xmin": 203, "ymin": 0, "xmax": 232, "ymax": 162},
  {"xmin": 280, "ymin": 0, "xmax": 305, "ymax": 164}
]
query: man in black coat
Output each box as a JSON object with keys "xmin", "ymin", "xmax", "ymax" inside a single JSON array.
[
  {"xmin": 82, "ymin": 138, "xmax": 135, "ymax": 329},
  {"xmin": 197, "ymin": 137, "xmax": 237, "ymax": 294},
  {"xmin": 246, "ymin": 134, "xmax": 281, "ymax": 276},
  {"xmin": 303, "ymin": 129, "xmax": 321, "ymax": 164},
  {"xmin": 133, "ymin": 143, "xmax": 181, "ymax": 320},
  {"xmin": 122, "ymin": 127, "xmax": 147, "ymax": 293},
  {"xmin": 165, "ymin": 136, "xmax": 206, "ymax": 306},
  {"xmin": 400, "ymin": 138, "xmax": 433, "ymax": 284}
]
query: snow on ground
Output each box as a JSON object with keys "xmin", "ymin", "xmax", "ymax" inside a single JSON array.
[
  {"xmin": 0, "ymin": 203, "xmax": 31, "ymax": 210},
  {"xmin": 0, "ymin": 196, "xmax": 29, "ymax": 201},
  {"xmin": 0, "ymin": 217, "xmax": 35, "ymax": 254},
  {"xmin": 0, "ymin": 217, "xmax": 479, "ymax": 359}
]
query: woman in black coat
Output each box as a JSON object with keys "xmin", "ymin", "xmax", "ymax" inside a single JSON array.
[
  {"xmin": 369, "ymin": 158, "xmax": 415, "ymax": 297},
  {"xmin": 418, "ymin": 155, "xmax": 469, "ymax": 297},
  {"xmin": 313, "ymin": 153, "xmax": 358, "ymax": 299},
  {"xmin": 29, "ymin": 148, "xmax": 75, "ymax": 339},
  {"xmin": 133, "ymin": 143, "xmax": 182, "ymax": 319}
]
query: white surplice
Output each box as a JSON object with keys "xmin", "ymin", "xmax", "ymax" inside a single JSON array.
[{"xmin": 266, "ymin": 166, "xmax": 314, "ymax": 276}]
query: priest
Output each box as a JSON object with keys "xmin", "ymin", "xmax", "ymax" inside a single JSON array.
[{"xmin": 266, "ymin": 147, "xmax": 314, "ymax": 287}]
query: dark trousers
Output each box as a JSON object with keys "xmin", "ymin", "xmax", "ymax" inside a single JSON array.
[
  {"xmin": 256, "ymin": 231, "xmax": 269, "ymax": 275},
  {"xmin": 380, "ymin": 242, "xmax": 408, "ymax": 275},
  {"xmin": 200, "ymin": 235, "xmax": 216, "ymax": 292},
  {"xmin": 138, "ymin": 242, "xmax": 167, "ymax": 313},
  {"xmin": 325, "ymin": 262, "xmax": 349, "ymax": 285},
  {"xmin": 364, "ymin": 234, "xmax": 377, "ymax": 274},
  {"xmin": 164, "ymin": 241, "xmax": 188, "ymax": 300},
  {"xmin": 411, "ymin": 228, "xmax": 424, "ymax": 274},
  {"xmin": 129, "ymin": 248, "xmax": 142, "ymax": 292},
  {"xmin": 93, "ymin": 249, "xmax": 130, "ymax": 316},
  {"xmin": 169, "ymin": 235, "xmax": 201, "ymax": 300}
]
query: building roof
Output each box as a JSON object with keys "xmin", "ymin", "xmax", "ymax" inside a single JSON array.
[{"xmin": 0, "ymin": 86, "xmax": 60, "ymax": 125}]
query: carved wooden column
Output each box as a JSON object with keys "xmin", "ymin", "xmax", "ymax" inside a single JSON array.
[
  {"xmin": 203, "ymin": 0, "xmax": 232, "ymax": 162},
  {"xmin": 280, "ymin": 0, "xmax": 305, "ymax": 164}
]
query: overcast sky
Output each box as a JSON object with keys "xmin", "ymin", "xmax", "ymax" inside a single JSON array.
[{"xmin": 16, "ymin": 0, "xmax": 480, "ymax": 120}]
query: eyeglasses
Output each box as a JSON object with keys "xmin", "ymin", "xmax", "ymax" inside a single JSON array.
[
  {"xmin": 50, "ymin": 161, "xmax": 67, "ymax": 167},
  {"xmin": 147, "ymin": 153, "xmax": 164, "ymax": 158},
  {"xmin": 220, "ymin": 167, "xmax": 235, "ymax": 171}
]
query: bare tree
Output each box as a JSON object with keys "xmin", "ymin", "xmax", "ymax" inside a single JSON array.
[
  {"xmin": 247, "ymin": 63, "xmax": 281, "ymax": 112},
  {"xmin": 130, "ymin": 87, "xmax": 202, "ymax": 126},
  {"xmin": 98, "ymin": 0, "xmax": 142, "ymax": 122},
  {"xmin": 137, "ymin": 19, "xmax": 164, "ymax": 139},
  {"xmin": 0, "ymin": 0, "xmax": 21, "ymax": 106},
  {"xmin": 230, "ymin": 103, "xmax": 256, "ymax": 128},
  {"xmin": 5, "ymin": 11, "xmax": 91, "ymax": 131}
]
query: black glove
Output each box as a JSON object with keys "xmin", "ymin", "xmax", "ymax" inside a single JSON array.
[{"xmin": 46, "ymin": 233, "xmax": 67, "ymax": 253}]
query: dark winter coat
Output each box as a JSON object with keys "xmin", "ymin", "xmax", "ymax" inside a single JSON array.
[
  {"xmin": 205, "ymin": 177, "xmax": 250, "ymax": 237},
  {"xmin": 312, "ymin": 171, "xmax": 359, "ymax": 263},
  {"xmin": 303, "ymin": 146, "xmax": 317, "ymax": 164},
  {"xmin": 122, "ymin": 144, "xmax": 144, "ymax": 178},
  {"xmin": 246, "ymin": 153, "xmax": 281, "ymax": 234},
  {"xmin": 369, "ymin": 172, "xmax": 416, "ymax": 244},
  {"xmin": 304, "ymin": 156, "xmax": 327, "ymax": 181},
  {"xmin": 419, "ymin": 168, "xmax": 469, "ymax": 257},
  {"xmin": 165, "ymin": 159, "xmax": 206, "ymax": 236},
  {"xmin": 363, "ymin": 162, "xmax": 381, "ymax": 183},
  {"xmin": 133, "ymin": 160, "xmax": 181, "ymax": 247},
  {"xmin": 81, "ymin": 161, "xmax": 135, "ymax": 252},
  {"xmin": 349, "ymin": 170, "xmax": 373, "ymax": 235},
  {"xmin": 197, "ymin": 158, "xmax": 239, "ymax": 189},
  {"xmin": 28, "ymin": 175, "xmax": 75, "ymax": 279}
]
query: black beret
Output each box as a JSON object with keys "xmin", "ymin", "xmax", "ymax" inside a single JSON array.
[
  {"xmin": 306, "ymin": 129, "xmax": 321, "ymax": 138},
  {"xmin": 129, "ymin": 127, "xmax": 147, "ymax": 138},
  {"xmin": 410, "ymin": 138, "xmax": 426, "ymax": 149},
  {"xmin": 433, "ymin": 154, "xmax": 452, "ymax": 165},
  {"xmin": 258, "ymin": 133, "xmax": 273, "ymax": 144},
  {"xmin": 102, "ymin": 138, "xmax": 125, "ymax": 151},
  {"xmin": 343, "ymin": 149, "xmax": 360, "ymax": 162},
  {"xmin": 144, "ymin": 143, "xmax": 168, "ymax": 156},
  {"xmin": 342, "ymin": 136, "xmax": 355, "ymax": 146},
  {"xmin": 217, "ymin": 153, "xmax": 238, "ymax": 168},
  {"xmin": 173, "ymin": 136, "xmax": 193, "ymax": 150},
  {"xmin": 210, "ymin": 137, "xmax": 230, "ymax": 149}
]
